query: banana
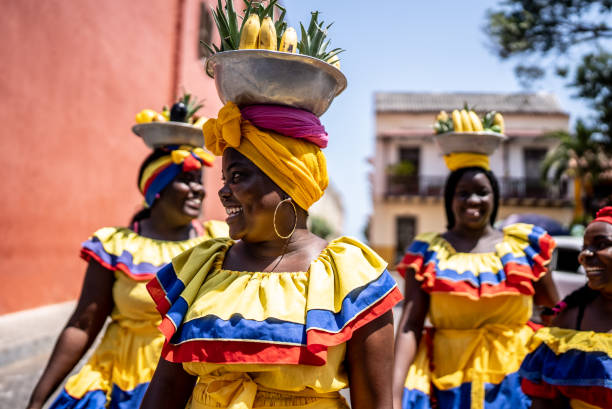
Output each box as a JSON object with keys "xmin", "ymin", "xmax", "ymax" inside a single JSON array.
[
  {"xmin": 327, "ymin": 54, "xmax": 340, "ymax": 69},
  {"xmin": 436, "ymin": 110, "xmax": 449, "ymax": 122},
  {"xmin": 451, "ymin": 110, "xmax": 463, "ymax": 132},
  {"xmin": 493, "ymin": 113, "xmax": 505, "ymax": 134},
  {"xmin": 258, "ymin": 17, "xmax": 277, "ymax": 50},
  {"xmin": 239, "ymin": 14, "xmax": 260, "ymax": 49},
  {"xmin": 460, "ymin": 109, "xmax": 473, "ymax": 132},
  {"xmin": 468, "ymin": 110, "xmax": 483, "ymax": 132},
  {"xmin": 279, "ymin": 27, "xmax": 298, "ymax": 53},
  {"xmin": 192, "ymin": 116, "xmax": 209, "ymax": 128}
]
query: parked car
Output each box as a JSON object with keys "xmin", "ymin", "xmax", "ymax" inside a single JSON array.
[{"xmin": 549, "ymin": 235, "xmax": 586, "ymax": 300}]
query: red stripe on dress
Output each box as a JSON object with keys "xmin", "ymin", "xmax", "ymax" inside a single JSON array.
[
  {"xmin": 146, "ymin": 276, "xmax": 171, "ymax": 316},
  {"xmin": 80, "ymin": 248, "xmax": 155, "ymax": 281},
  {"xmin": 161, "ymin": 339, "xmax": 329, "ymax": 366},
  {"xmin": 306, "ymin": 287, "xmax": 403, "ymax": 347}
]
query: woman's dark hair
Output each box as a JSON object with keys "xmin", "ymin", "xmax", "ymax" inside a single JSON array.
[
  {"xmin": 541, "ymin": 284, "xmax": 599, "ymax": 328},
  {"xmin": 129, "ymin": 148, "xmax": 172, "ymax": 227},
  {"xmin": 443, "ymin": 166, "xmax": 500, "ymax": 230}
]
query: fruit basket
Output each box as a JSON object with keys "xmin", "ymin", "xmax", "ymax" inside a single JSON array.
[
  {"xmin": 205, "ymin": 50, "xmax": 347, "ymax": 117},
  {"xmin": 434, "ymin": 131, "xmax": 507, "ymax": 156},
  {"xmin": 132, "ymin": 122, "xmax": 204, "ymax": 149}
]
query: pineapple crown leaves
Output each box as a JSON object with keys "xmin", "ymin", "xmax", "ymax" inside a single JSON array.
[
  {"xmin": 203, "ymin": 0, "xmax": 241, "ymax": 54},
  {"xmin": 297, "ymin": 11, "xmax": 345, "ymax": 61}
]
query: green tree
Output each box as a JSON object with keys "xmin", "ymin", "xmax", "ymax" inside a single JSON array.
[
  {"xmin": 485, "ymin": 0, "xmax": 612, "ymax": 139},
  {"xmin": 541, "ymin": 120, "xmax": 607, "ymax": 221},
  {"xmin": 310, "ymin": 215, "xmax": 333, "ymax": 240}
]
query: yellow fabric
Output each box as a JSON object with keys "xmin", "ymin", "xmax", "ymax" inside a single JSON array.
[
  {"xmin": 203, "ymin": 102, "xmax": 328, "ymax": 210},
  {"xmin": 526, "ymin": 327, "xmax": 612, "ymax": 355},
  {"xmin": 571, "ymin": 399, "xmax": 603, "ymax": 409},
  {"xmin": 443, "ymin": 152, "xmax": 490, "ymax": 171},
  {"xmin": 170, "ymin": 236, "xmax": 388, "ymax": 327},
  {"xmin": 169, "ymin": 236, "xmax": 389, "ymax": 408},
  {"xmin": 403, "ymin": 226, "xmax": 544, "ymax": 409},
  {"xmin": 64, "ymin": 223, "xmax": 226, "ymax": 399}
]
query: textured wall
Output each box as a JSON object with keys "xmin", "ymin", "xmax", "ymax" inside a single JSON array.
[{"xmin": 0, "ymin": 0, "xmax": 225, "ymax": 313}]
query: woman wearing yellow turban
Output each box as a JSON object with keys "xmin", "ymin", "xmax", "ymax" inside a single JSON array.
[{"xmin": 141, "ymin": 102, "xmax": 403, "ymax": 409}]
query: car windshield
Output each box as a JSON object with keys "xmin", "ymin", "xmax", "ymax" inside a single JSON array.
[{"xmin": 554, "ymin": 248, "xmax": 581, "ymax": 273}]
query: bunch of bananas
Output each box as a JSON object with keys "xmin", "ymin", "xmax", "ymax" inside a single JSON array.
[
  {"xmin": 434, "ymin": 108, "xmax": 505, "ymax": 134},
  {"xmin": 239, "ymin": 15, "xmax": 298, "ymax": 54},
  {"xmin": 206, "ymin": 1, "xmax": 342, "ymax": 69}
]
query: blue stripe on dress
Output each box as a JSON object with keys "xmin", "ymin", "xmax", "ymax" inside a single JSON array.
[
  {"xmin": 82, "ymin": 237, "xmax": 162, "ymax": 276},
  {"xmin": 520, "ymin": 343, "xmax": 612, "ymax": 388},
  {"xmin": 166, "ymin": 270, "xmax": 397, "ymax": 345},
  {"xmin": 108, "ymin": 382, "xmax": 150, "ymax": 409},
  {"xmin": 156, "ymin": 262, "xmax": 185, "ymax": 303},
  {"xmin": 305, "ymin": 269, "xmax": 397, "ymax": 334},
  {"xmin": 401, "ymin": 372, "xmax": 530, "ymax": 409},
  {"xmin": 170, "ymin": 313, "xmax": 307, "ymax": 345},
  {"xmin": 48, "ymin": 388, "xmax": 107, "ymax": 409}
]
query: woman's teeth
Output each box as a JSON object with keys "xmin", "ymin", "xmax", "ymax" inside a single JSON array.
[{"xmin": 226, "ymin": 206, "xmax": 243, "ymax": 215}]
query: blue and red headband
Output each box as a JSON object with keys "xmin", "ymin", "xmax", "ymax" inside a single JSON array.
[{"xmin": 139, "ymin": 146, "xmax": 214, "ymax": 207}]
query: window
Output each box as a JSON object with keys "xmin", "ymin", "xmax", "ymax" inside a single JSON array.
[
  {"xmin": 396, "ymin": 216, "xmax": 416, "ymax": 262},
  {"xmin": 524, "ymin": 148, "xmax": 548, "ymax": 197}
]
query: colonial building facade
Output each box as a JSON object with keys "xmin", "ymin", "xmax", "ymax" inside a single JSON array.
[{"xmin": 370, "ymin": 92, "xmax": 572, "ymax": 266}]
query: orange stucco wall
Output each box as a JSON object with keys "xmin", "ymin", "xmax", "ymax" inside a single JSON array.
[{"xmin": 0, "ymin": 0, "xmax": 226, "ymax": 314}]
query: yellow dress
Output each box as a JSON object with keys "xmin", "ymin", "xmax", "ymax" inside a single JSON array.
[
  {"xmin": 49, "ymin": 220, "xmax": 228, "ymax": 409},
  {"xmin": 520, "ymin": 327, "xmax": 612, "ymax": 409},
  {"xmin": 398, "ymin": 223, "xmax": 554, "ymax": 409},
  {"xmin": 147, "ymin": 237, "xmax": 403, "ymax": 409}
]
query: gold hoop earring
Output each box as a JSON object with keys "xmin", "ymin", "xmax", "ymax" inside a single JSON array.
[{"xmin": 273, "ymin": 198, "xmax": 297, "ymax": 240}]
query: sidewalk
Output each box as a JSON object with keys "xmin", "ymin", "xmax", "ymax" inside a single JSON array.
[{"xmin": 0, "ymin": 301, "xmax": 75, "ymax": 408}]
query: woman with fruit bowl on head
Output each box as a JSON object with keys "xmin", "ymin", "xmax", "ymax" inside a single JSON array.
[
  {"xmin": 519, "ymin": 206, "xmax": 612, "ymax": 409},
  {"xmin": 140, "ymin": 100, "xmax": 402, "ymax": 409},
  {"xmin": 392, "ymin": 108, "xmax": 559, "ymax": 409},
  {"xmin": 26, "ymin": 95, "xmax": 228, "ymax": 409}
]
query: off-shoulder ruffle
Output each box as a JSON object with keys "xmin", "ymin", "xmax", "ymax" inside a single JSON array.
[
  {"xmin": 397, "ymin": 223, "xmax": 555, "ymax": 300},
  {"xmin": 80, "ymin": 221, "xmax": 224, "ymax": 281},
  {"xmin": 519, "ymin": 327, "xmax": 612, "ymax": 408},
  {"xmin": 147, "ymin": 237, "xmax": 402, "ymax": 366}
]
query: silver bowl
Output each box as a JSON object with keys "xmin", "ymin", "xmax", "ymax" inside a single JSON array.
[
  {"xmin": 205, "ymin": 50, "xmax": 347, "ymax": 117},
  {"xmin": 132, "ymin": 122, "xmax": 203, "ymax": 149},
  {"xmin": 434, "ymin": 131, "xmax": 507, "ymax": 156}
]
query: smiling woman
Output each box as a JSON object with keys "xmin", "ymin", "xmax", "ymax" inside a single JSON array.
[
  {"xmin": 26, "ymin": 145, "xmax": 228, "ymax": 409},
  {"xmin": 519, "ymin": 206, "xmax": 612, "ymax": 409},
  {"xmin": 141, "ymin": 102, "xmax": 403, "ymax": 409},
  {"xmin": 393, "ymin": 119, "xmax": 559, "ymax": 409}
]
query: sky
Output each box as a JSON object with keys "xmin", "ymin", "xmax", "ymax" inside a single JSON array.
[{"xmin": 282, "ymin": 0, "xmax": 595, "ymax": 240}]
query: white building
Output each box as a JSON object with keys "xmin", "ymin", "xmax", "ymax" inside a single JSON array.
[{"xmin": 370, "ymin": 92, "xmax": 573, "ymax": 266}]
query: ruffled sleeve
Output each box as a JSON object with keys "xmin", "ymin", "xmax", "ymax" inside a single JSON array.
[
  {"xmin": 146, "ymin": 236, "xmax": 402, "ymax": 366},
  {"xmin": 519, "ymin": 327, "xmax": 612, "ymax": 408},
  {"xmin": 146, "ymin": 238, "xmax": 231, "ymax": 342},
  {"xmin": 80, "ymin": 227, "xmax": 164, "ymax": 281},
  {"xmin": 499, "ymin": 223, "xmax": 555, "ymax": 290},
  {"xmin": 396, "ymin": 233, "xmax": 440, "ymax": 284},
  {"xmin": 304, "ymin": 237, "xmax": 403, "ymax": 348},
  {"xmin": 80, "ymin": 226, "xmax": 211, "ymax": 281}
]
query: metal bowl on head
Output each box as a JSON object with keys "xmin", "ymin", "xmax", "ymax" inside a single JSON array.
[
  {"xmin": 433, "ymin": 131, "xmax": 507, "ymax": 156},
  {"xmin": 205, "ymin": 50, "xmax": 347, "ymax": 117},
  {"xmin": 132, "ymin": 122, "xmax": 204, "ymax": 149}
]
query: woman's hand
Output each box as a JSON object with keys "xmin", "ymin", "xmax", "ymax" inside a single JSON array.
[
  {"xmin": 346, "ymin": 311, "xmax": 395, "ymax": 409},
  {"xmin": 533, "ymin": 269, "xmax": 559, "ymax": 308},
  {"xmin": 26, "ymin": 261, "xmax": 114, "ymax": 408},
  {"xmin": 392, "ymin": 271, "xmax": 429, "ymax": 409},
  {"xmin": 140, "ymin": 357, "xmax": 197, "ymax": 409}
]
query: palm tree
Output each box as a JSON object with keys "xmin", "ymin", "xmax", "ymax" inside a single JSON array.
[{"xmin": 541, "ymin": 120, "xmax": 604, "ymax": 223}]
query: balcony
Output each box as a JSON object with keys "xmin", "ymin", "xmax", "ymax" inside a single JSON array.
[{"xmin": 385, "ymin": 175, "xmax": 568, "ymax": 201}]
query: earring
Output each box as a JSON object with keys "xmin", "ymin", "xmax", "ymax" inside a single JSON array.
[{"xmin": 273, "ymin": 198, "xmax": 297, "ymax": 240}]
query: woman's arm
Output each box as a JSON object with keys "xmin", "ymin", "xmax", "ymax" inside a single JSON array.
[
  {"xmin": 140, "ymin": 358, "xmax": 197, "ymax": 409},
  {"xmin": 26, "ymin": 261, "xmax": 114, "ymax": 409},
  {"xmin": 346, "ymin": 310, "xmax": 395, "ymax": 409},
  {"xmin": 533, "ymin": 270, "xmax": 559, "ymax": 308},
  {"xmin": 392, "ymin": 272, "xmax": 429, "ymax": 409}
]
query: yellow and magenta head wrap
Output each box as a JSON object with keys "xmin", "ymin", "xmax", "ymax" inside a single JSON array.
[
  {"xmin": 203, "ymin": 102, "xmax": 328, "ymax": 210},
  {"xmin": 139, "ymin": 145, "xmax": 215, "ymax": 207},
  {"xmin": 443, "ymin": 152, "xmax": 491, "ymax": 172}
]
